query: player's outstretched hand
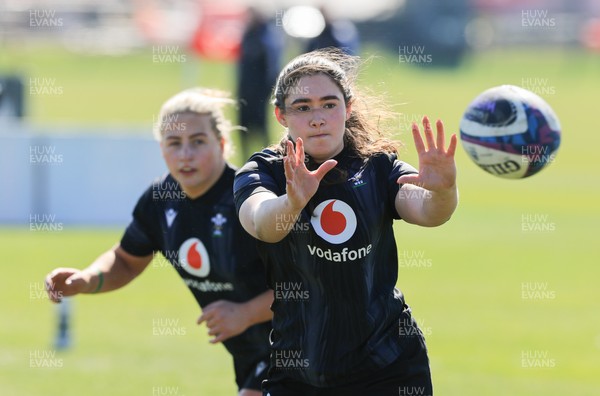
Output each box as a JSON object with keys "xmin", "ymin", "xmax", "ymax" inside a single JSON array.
[
  {"xmin": 45, "ymin": 268, "xmax": 91, "ymax": 303},
  {"xmin": 197, "ymin": 300, "xmax": 250, "ymax": 344},
  {"xmin": 284, "ymin": 138, "xmax": 337, "ymax": 211},
  {"xmin": 397, "ymin": 116, "xmax": 457, "ymax": 192}
]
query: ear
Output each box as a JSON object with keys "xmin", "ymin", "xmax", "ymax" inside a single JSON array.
[
  {"xmin": 275, "ymin": 106, "xmax": 287, "ymax": 127},
  {"xmin": 219, "ymin": 137, "xmax": 225, "ymax": 153}
]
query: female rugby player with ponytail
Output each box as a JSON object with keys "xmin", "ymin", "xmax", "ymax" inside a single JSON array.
[{"xmin": 234, "ymin": 49, "xmax": 458, "ymax": 395}]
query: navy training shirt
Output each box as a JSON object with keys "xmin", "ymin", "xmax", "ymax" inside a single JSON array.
[
  {"xmin": 120, "ymin": 164, "xmax": 271, "ymax": 358},
  {"xmin": 233, "ymin": 148, "xmax": 419, "ymax": 387}
]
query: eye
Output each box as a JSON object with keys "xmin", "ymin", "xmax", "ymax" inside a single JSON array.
[
  {"xmin": 166, "ymin": 140, "xmax": 180, "ymax": 147},
  {"xmin": 323, "ymin": 102, "xmax": 337, "ymax": 109},
  {"xmin": 295, "ymin": 105, "xmax": 311, "ymax": 112},
  {"xmin": 192, "ymin": 138, "xmax": 206, "ymax": 146}
]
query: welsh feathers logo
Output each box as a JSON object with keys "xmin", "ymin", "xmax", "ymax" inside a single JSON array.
[
  {"xmin": 310, "ymin": 199, "xmax": 357, "ymax": 244},
  {"xmin": 178, "ymin": 238, "xmax": 210, "ymax": 277}
]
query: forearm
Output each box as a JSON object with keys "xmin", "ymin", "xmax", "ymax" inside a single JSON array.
[
  {"xmin": 80, "ymin": 247, "xmax": 148, "ymax": 294},
  {"xmin": 397, "ymin": 184, "xmax": 458, "ymax": 227},
  {"xmin": 420, "ymin": 185, "xmax": 458, "ymax": 226},
  {"xmin": 239, "ymin": 142, "xmax": 337, "ymax": 242},
  {"xmin": 241, "ymin": 192, "xmax": 304, "ymax": 243}
]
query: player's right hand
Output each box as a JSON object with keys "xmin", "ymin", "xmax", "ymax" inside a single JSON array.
[
  {"xmin": 45, "ymin": 268, "xmax": 90, "ymax": 303},
  {"xmin": 284, "ymin": 138, "xmax": 337, "ymax": 210}
]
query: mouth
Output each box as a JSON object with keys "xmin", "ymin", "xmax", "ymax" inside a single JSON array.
[
  {"xmin": 179, "ymin": 166, "xmax": 197, "ymax": 176},
  {"xmin": 309, "ymin": 132, "xmax": 329, "ymax": 139}
]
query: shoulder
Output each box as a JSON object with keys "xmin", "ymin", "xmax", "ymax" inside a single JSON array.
[
  {"xmin": 364, "ymin": 152, "xmax": 398, "ymax": 171},
  {"xmin": 236, "ymin": 149, "xmax": 284, "ymax": 175},
  {"xmin": 251, "ymin": 148, "xmax": 284, "ymax": 165},
  {"xmin": 233, "ymin": 149, "xmax": 286, "ymax": 202},
  {"xmin": 369, "ymin": 151, "xmax": 400, "ymax": 163},
  {"xmin": 370, "ymin": 152, "xmax": 418, "ymax": 174}
]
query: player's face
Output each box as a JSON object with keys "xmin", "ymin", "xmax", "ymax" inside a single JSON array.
[
  {"xmin": 276, "ymin": 73, "xmax": 352, "ymax": 162},
  {"xmin": 160, "ymin": 112, "xmax": 225, "ymax": 199}
]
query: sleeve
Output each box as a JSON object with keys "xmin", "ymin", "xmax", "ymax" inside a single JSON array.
[
  {"xmin": 233, "ymin": 152, "xmax": 284, "ymax": 216},
  {"xmin": 119, "ymin": 190, "xmax": 159, "ymax": 257},
  {"xmin": 385, "ymin": 154, "xmax": 419, "ymax": 220}
]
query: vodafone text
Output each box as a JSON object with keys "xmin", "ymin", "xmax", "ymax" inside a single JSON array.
[
  {"xmin": 307, "ymin": 244, "xmax": 372, "ymax": 262},
  {"xmin": 184, "ymin": 278, "xmax": 234, "ymax": 292}
]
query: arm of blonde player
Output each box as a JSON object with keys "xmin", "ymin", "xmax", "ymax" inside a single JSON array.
[
  {"xmin": 396, "ymin": 116, "xmax": 458, "ymax": 227},
  {"xmin": 196, "ymin": 290, "xmax": 274, "ymax": 344},
  {"xmin": 44, "ymin": 245, "xmax": 153, "ymax": 303},
  {"xmin": 238, "ymin": 138, "xmax": 337, "ymax": 243}
]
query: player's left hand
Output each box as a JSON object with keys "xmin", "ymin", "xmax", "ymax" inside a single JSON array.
[
  {"xmin": 397, "ymin": 116, "xmax": 457, "ymax": 192},
  {"xmin": 197, "ymin": 300, "xmax": 250, "ymax": 344}
]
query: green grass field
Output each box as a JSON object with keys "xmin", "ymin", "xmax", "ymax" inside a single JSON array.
[{"xmin": 1, "ymin": 42, "xmax": 599, "ymax": 395}]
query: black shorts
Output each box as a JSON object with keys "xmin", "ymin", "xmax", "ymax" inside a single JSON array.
[
  {"xmin": 234, "ymin": 352, "xmax": 270, "ymax": 391},
  {"xmin": 262, "ymin": 311, "xmax": 432, "ymax": 396}
]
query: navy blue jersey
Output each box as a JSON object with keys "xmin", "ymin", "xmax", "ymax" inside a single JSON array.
[
  {"xmin": 233, "ymin": 148, "xmax": 419, "ymax": 387},
  {"xmin": 121, "ymin": 164, "xmax": 271, "ymax": 358}
]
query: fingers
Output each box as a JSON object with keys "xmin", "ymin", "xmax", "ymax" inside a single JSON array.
[
  {"xmin": 45, "ymin": 271, "xmax": 61, "ymax": 303},
  {"xmin": 197, "ymin": 299, "xmax": 226, "ymax": 326},
  {"xmin": 199, "ymin": 311, "xmax": 227, "ymax": 344},
  {"xmin": 46, "ymin": 268, "xmax": 71, "ymax": 285},
  {"xmin": 295, "ymin": 137, "xmax": 305, "ymax": 166},
  {"xmin": 397, "ymin": 174, "xmax": 420, "ymax": 186},
  {"xmin": 283, "ymin": 152, "xmax": 294, "ymax": 182},
  {"xmin": 313, "ymin": 159, "xmax": 337, "ymax": 181},
  {"xmin": 286, "ymin": 140, "xmax": 296, "ymax": 167},
  {"xmin": 447, "ymin": 133, "xmax": 458, "ymax": 157},
  {"xmin": 207, "ymin": 322, "xmax": 236, "ymax": 344},
  {"xmin": 411, "ymin": 122, "xmax": 426, "ymax": 153},
  {"xmin": 435, "ymin": 119, "xmax": 445, "ymax": 150},
  {"xmin": 198, "ymin": 313, "xmax": 227, "ymax": 344},
  {"xmin": 45, "ymin": 277, "xmax": 62, "ymax": 303},
  {"xmin": 412, "ymin": 116, "xmax": 455, "ymax": 155},
  {"xmin": 197, "ymin": 302, "xmax": 217, "ymax": 324},
  {"xmin": 45, "ymin": 271, "xmax": 56, "ymax": 290},
  {"xmin": 197, "ymin": 301, "xmax": 241, "ymax": 344},
  {"xmin": 45, "ymin": 268, "xmax": 78, "ymax": 303},
  {"xmin": 64, "ymin": 273, "xmax": 83, "ymax": 287},
  {"xmin": 207, "ymin": 324, "xmax": 220, "ymax": 336},
  {"xmin": 284, "ymin": 139, "xmax": 302, "ymax": 181},
  {"xmin": 422, "ymin": 116, "xmax": 436, "ymax": 151},
  {"xmin": 210, "ymin": 332, "xmax": 228, "ymax": 344}
]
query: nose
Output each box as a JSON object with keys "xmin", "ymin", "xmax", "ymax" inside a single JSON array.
[
  {"xmin": 179, "ymin": 143, "xmax": 194, "ymax": 161},
  {"xmin": 309, "ymin": 109, "xmax": 325, "ymax": 128}
]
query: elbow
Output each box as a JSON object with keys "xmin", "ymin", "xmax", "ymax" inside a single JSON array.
[
  {"xmin": 422, "ymin": 214, "xmax": 453, "ymax": 227},
  {"xmin": 407, "ymin": 215, "xmax": 451, "ymax": 228},
  {"xmin": 412, "ymin": 205, "xmax": 456, "ymax": 227},
  {"xmin": 256, "ymin": 228, "xmax": 285, "ymax": 244},
  {"xmin": 421, "ymin": 195, "xmax": 458, "ymax": 227}
]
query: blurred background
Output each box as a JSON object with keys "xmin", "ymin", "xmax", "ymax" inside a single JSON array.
[
  {"xmin": 1, "ymin": 0, "xmax": 599, "ymax": 395},
  {"xmin": 1, "ymin": 0, "xmax": 599, "ymax": 224}
]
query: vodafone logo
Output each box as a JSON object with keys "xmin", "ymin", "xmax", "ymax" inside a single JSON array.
[
  {"xmin": 178, "ymin": 238, "xmax": 210, "ymax": 277},
  {"xmin": 310, "ymin": 199, "xmax": 357, "ymax": 244}
]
